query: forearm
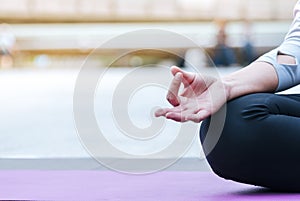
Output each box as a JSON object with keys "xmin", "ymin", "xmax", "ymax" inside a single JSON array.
[{"xmin": 221, "ymin": 61, "xmax": 278, "ymax": 101}]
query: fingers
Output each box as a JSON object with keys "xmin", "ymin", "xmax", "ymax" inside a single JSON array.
[
  {"xmin": 166, "ymin": 73, "xmax": 182, "ymax": 106},
  {"xmin": 155, "ymin": 108, "xmax": 171, "ymax": 117},
  {"xmin": 155, "ymin": 102, "xmax": 210, "ymax": 123},
  {"xmin": 185, "ymin": 110, "xmax": 210, "ymax": 123},
  {"xmin": 167, "ymin": 67, "xmax": 197, "ymax": 106},
  {"xmin": 170, "ymin": 66, "xmax": 182, "ymax": 76},
  {"xmin": 156, "ymin": 66, "xmax": 206, "ymax": 122},
  {"xmin": 164, "ymin": 109, "xmax": 210, "ymax": 123},
  {"xmin": 154, "ymin": 107, "xmax": 181, "ymax": 117},
  {"xmin": 171, "ymin": 66, "xmax": 195, "ymax": 84}
]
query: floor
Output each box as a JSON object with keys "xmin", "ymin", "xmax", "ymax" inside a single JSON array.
[
  {"xmin": 0, "ymin": 67, "xmax": 218, "ymax": 167},
  {"xmin": 1, "ymin": 170, "xmax": 300, "ymax": 201}
]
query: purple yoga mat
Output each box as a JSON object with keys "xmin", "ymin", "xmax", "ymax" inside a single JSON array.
[{"xmin": 0, "ymin": 170, "xmax": 300, "ymax": 201}]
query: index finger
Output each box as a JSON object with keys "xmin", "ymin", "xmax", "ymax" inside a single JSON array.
[{"xmin": 166, "ymin": 72, "xmax": 182, "ymax": 106}]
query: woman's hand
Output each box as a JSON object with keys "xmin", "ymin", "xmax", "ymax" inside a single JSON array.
[{"xmin": 155, "ymin": 66, "xmax": 228, "ymax": 123}]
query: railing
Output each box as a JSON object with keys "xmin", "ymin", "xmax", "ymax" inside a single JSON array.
[
  {"xmin": 12, "ymin": 21, "xmax": 289, "ymax": 52},
  {"xmin": 8, "ymin": 21, "xmax": 290, "ymax": 68}
]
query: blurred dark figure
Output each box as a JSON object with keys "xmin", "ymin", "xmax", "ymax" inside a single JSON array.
[
  {"xmin": 0, "ymin": 23, "xmax": 16, "ymax": 68},
  {"xmin": 212, "ymin": 23, "xmax": 237, "ymax": 67},
  {"xmin": 240, "ymin": 21, "xmax": 256, "ymax": 65}
]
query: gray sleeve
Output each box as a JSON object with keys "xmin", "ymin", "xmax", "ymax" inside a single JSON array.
[{"xmin": 256, "ymin": 45, "xmax": 300, "ymax": 92}]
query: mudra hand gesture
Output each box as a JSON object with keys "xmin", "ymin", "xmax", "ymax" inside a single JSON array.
[{"xmin": 155, "ymin": 66, "xmax": 227, "ymax": 123}]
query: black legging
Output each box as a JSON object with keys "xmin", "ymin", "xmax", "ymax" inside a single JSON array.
[{"xmin": 200, "ymin": 93, "xmax": 300, "ymax": 191}]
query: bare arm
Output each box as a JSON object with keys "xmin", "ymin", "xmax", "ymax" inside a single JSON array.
[{"xmin": 223, "ymin": 61, "xmax": 278, "ymax": 101}]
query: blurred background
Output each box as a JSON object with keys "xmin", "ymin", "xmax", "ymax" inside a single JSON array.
[
  {"xmin": 0, "ymin": 0, "xmax": 296, "ymax": 69},
  {"xmin": 0, "ymin": 0, "xmax": 298, "ymax": 170}
]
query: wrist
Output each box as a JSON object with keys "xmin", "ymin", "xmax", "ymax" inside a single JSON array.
[{"xmin": 217, "ymin": 77, "xmax": 233, "ymax": 102}]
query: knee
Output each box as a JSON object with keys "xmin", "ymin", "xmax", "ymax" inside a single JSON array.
[
  {"xmin": 199, "ymin": 93, "xmax": 272, "ymax": 179},
  {"xmin": 200, "ymin": 93, "xmax": 266, "ymax": 144},
  {"xmin": 200, "ymin": 93, "xmax": 300, "ymax": 190}
]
